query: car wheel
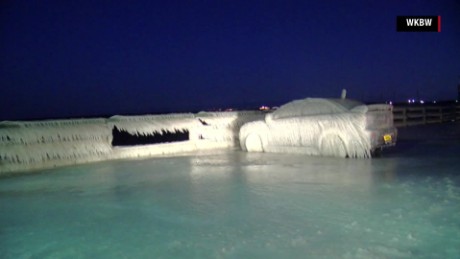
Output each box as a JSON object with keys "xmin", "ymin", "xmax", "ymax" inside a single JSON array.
[
  {"xmin": 371, "ymin": 148, "xmax": 382, "ymax": 158},
  {"xmin": 245, "ymin": 133, "xmax": 264, "ymax": 152},
  {"xmin": 320, "ymin": 135, "xmax": 347, "ymax": 157}
]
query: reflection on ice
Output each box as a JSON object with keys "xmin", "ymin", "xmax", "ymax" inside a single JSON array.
[{"xmin": 1, "ymin": 123, "xmax": 460, "ymax": 258}]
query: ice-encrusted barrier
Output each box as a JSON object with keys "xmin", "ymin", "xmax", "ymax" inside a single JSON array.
[{"xmin": 0, "ymin": 111, "xmax": 265, "ymax": 174}]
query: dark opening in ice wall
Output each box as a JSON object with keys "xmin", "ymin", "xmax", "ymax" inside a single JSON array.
[{"xmin": 112, "ymin": 127, "xmax": 189, "ymax": 146}]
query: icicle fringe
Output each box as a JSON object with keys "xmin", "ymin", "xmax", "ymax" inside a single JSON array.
[
  {"xmin": 239, "ymin": 98, "xmax": 386, "ymax": 159},
  {"xmin": 0, "ymin": 111, "xmax": 265, "ymax": 174},
  {"xmin": 1, "ymin": 102, "xmax": 387, "ymax": 174},
  {"xmin": 242, "ymin": 115, "xmax": 372, "ymax": 158}
]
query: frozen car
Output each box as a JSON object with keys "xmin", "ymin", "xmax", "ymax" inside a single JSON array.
[{"xmin": 239, "ymin": 98, "xmax": 397, "ymax": 158}]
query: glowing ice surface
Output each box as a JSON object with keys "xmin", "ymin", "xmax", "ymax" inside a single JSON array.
[{"xmin": 0, "ymin": 123, "xmax": 459, "ymax": 258}]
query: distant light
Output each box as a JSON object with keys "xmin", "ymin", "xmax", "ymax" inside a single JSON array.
[
  {"xmin": 389, "ymin": 101, "xmax": 393, "ymax": 105},
  {"xmin": 456, "ymin": 100, "xmax": 458, "ymax": 103},
  {"xmin": 420, "ymin": 100, "xmax": 424, "ymax": 104},
  {"xmin": 259, "ymin": 105, "xmax": 269, "ymax": 111},
  {"xmin": 433, "ymin": 101, "xmax": 437, "ymax": 104},
  {"xmin": 407, "ymin": 99, "xmax": 411, "ymax": 104}
]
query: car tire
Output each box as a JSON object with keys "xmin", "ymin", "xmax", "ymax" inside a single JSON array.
[
  {"xmin": 245, "ymin": 133, "xmax": 264, "ymax": 152},
  {"xmin": 371, "ymin": 148, "xmax": 382, "ymax": 158}
]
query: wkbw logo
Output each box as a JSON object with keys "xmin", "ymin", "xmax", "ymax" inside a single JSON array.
[{"xmin": 397, "ymin": 16, "xmax": 441, "ymax": 32}]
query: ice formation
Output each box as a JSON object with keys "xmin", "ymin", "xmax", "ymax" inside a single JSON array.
[
  {"xmin": 240, "ymin": 98, "xmax": 395, "ymax": 158},
  {"xmin": 269, "ymin": 98, "xmax": 363, "ymax": 119},
  {"xmin": 0, "ymin": 111, "xmax": 265, "ymax": 174},
  {"xmin": 240, "ymin": 115, "xmax": 372, "ymax": 158},
  {"xmin": 194, "ymin": 111, "xmax": 264, "ymax": 143},
  {"xmin": 0, "ymin": 96, "xmax": 394, "ymax": 174},
  {"xmin": 0, "ymin": 119, "xmax": 112, "ymax": 172},
  {"xmin": 108, "ymin": 114, "xmax": 198, "ymax": 136}
]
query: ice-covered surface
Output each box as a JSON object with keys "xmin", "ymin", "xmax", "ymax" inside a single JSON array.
[
  {"xmin": 0, "ymin": 119, "xmax": 113, "ymax": 172},
  {"xmin": 270, "ymin": 98, "xmax": 363, "ymax": 119},
  {"xmin": 240, "ymin": 98, "xmax": 391, "ymax": 158},
  {"xmin": 1, "ymin": 122, "xmax": 459, "ymax": 258},
  {"xmin": 0, "ymin": 111, "xmax": 265, "ymax": 174},
  {"xmin": 194, "ymin": 111, "xmax": 265, "ymax": 143},
  {"xmin": 240, "ymin": 114, "xmax": 373, "ymax": 158}
]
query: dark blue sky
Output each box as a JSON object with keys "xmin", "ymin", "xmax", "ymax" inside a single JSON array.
[{"xmin": 1, "ymin": 0, "xmax": 460, "ymax": 120}]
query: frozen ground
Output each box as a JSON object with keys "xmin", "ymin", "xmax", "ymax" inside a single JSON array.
[{"xmin": 1, "ymin": 122, "xmax": 460, "ymax": 258}]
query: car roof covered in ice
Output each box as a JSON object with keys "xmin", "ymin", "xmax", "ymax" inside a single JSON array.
[{"xmin": 272, "ymin": 98, "xmax": 363, "ymax": 119}]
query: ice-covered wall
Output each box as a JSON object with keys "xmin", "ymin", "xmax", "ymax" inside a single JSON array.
[
  {"xmin": 0, "ymin": 111, "xmax": 265, "ymax": 174},
  {"xmin": 0, "ymin": 119, "xmax": 112, "ymax": 173},
  {"xmin": 194, "ymin": 111, "xmax": 266, "ymax": 144}
]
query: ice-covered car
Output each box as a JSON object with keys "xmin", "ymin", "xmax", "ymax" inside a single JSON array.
[{"xmin": 239, "ymin": 98, "xmax": 397, "ymax": 158}]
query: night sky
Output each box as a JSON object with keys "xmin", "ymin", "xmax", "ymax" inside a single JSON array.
[{"xmin": 1, "ymin": 1, "xmax": 460, "ymax": 121}]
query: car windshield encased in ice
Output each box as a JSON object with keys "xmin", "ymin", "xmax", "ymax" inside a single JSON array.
[{"xmin": 271, "ymin": 98, "xmax": 363, "ymax": 120}]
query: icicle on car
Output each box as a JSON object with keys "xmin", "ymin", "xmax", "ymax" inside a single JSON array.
[{"xmin": 239, "ymin": 98, "xmax": 397, "ymax": 158}]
